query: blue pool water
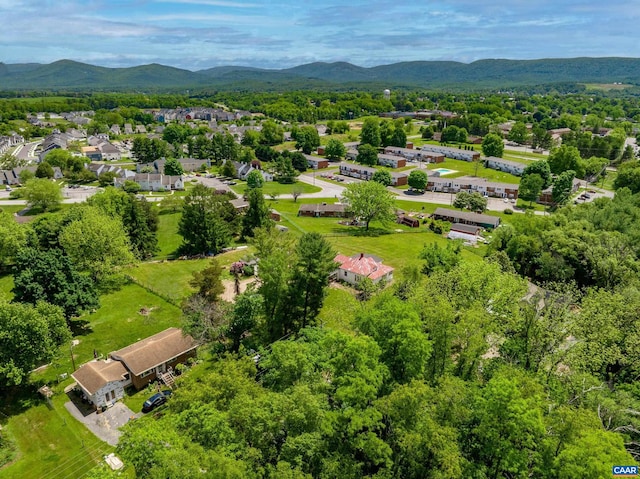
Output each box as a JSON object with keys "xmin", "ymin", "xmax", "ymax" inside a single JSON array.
[{"xmin": 433, "ymin": 168, "xmax": 456, "ymax": 175}]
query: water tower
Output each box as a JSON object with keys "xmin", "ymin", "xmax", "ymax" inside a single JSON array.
[{"xmin": 383, "ymin": 88, "xmax": 391, "ymax": 100}]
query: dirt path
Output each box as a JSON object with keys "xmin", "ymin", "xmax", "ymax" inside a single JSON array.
[{"xmin": 221, "ymin": 278, "xmax": 256, "ymax": 302}]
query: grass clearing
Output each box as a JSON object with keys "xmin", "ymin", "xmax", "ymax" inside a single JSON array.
[
  {"xmin": 426, "ymin": 159, "xmax": 521, "ymax": 184},
  {"xmin": 155, "ymin": 211, "xmax": 182, "ymax": 259},
  {"xmin": 128, "ymin": 249, "xmax": 253, "ymax": 302},
  {"xmin": 230, "ymin": 180, "xmax": 322, "ymax": 197},
  {"xmin": 0, "ymin": 391, "xmax": 111, "ymax": 479}
]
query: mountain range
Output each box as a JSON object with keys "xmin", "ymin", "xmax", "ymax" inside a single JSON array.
[{"xmin": 0, "ymin": 57, "xmax": 639, "ymax": 91}]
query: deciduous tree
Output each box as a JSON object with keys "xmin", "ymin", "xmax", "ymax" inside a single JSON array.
[
  {"xmin": 0, "ymin": 301, "xmax": 70, "ymax": 387},
  {"xmin": 12, "ymin": 248, "xmax": 99, "ymax": 319},
  {"xmin": 324, "ymin": 138, "xmax": 346, "ymax": 161},
  {"xmin": 23, "ymin": 178, "xmax": 62, "ymax": 212},
  {"xmin": 408, "ymin": 169, "xmax": 428, "ymax": 192},
  {"xmin": 164, "ymin": 157, "xmax": 184, "ymax": 176},
  {"xmin": 481, "ymin": 133, "xmax": 504, "ymax": 158},
  {"xmin": 341, "ymin": 181, "xmax": 396, "ymax": 231}
]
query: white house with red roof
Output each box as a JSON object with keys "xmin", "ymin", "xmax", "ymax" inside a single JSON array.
[{"xmin": 334, "ymin": 253, "xmax": 394, "ymax": 286}]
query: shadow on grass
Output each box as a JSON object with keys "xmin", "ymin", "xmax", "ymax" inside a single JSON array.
[
  {"xmin": 328, "ymin": 225, "xmax": 395, "ymax": 237},
  {"xmin": 0, "ymin": 384, "xmax": 41, "ymax": 418},
  {"xmin": 69, "ymin": 318, "xmax": 93, "ymax": 336}
]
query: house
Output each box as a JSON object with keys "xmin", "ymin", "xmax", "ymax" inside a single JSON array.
[
  {"xmin": 124, "ymin": 124, "xmax": 134, "ymax": 135},
  {"xmin": 110, "ymin": 328, "xmax": 198, "ymax": 390},
  {"xmin": 427, "ymin": 176, "xmax": 519, "ymax": 199},
  {"xmin": 71, "ymin": 328, "xmax": 198, "ymax": 409},
  {"xmin": 232, "ymin": 161, "xmax": 273, "ymax": 182},
  {"xmin": 230, "ymin": 198, "xmax": 249, "ymax": 212},
  {"xmin": 97, "ymin": 142, "xmax": 121, "ymax": 161},
  {"xmin": 345, "ymin": 148, "xmax": 359, "ymax": 161},
  {"xmin": 537, "ymin": 178, "xmax": 582, "ymax": 205},
  {"xmin": 115, "ymin": 173, "xmax": 184, "ymax": 191},
  {"xmin": 82, "ymin": 146, "xmax": 102, "ymax": 161},
  {"xmin": 334, "ymin": 253, "xmax": 394, "ymax": 286},
  {"xmin": 339, "ymin": 163, "xmax": 408, "ymax": 186},
  {"xmin": 383, "ymin": 146, "xmax": 444, "ymax": 164},
  {"xmin": 420, "ymin": 145, "xmax": 480, "ymax": 162},
  {"xmin": 431, "ymin": 207, "xmax": 500, "ymax": 229},
  {"xmin": 135, "ymin": 125, "xmax": 147, "ymax": 134},
  {"xmin": 138, "ymin": 158, "xmax": 211, "ymax": 174},
  {"xmin": 447, "ymin": 223, "xmax": 483, "ymax": 244},
  {"xmin": 38, "ymin": 133, "xmax": 67, "ymax": 161},
  {"xmin": 110, "ymin": 124, "xmax": 121, "ymax": 136},
  {"xmin": 137, "ymin": 173, "xmax": 184, "ymax": 191},
  {"xmin": 1, "ymin": 166, "xmax": 63, "ymax": 184},
  {"xmin": 71, "ymin": 359, "xmax": 130, "ymax": 410},
  {"xmin": 87, "ymin": 162, "xmax": 136, "ymax": 181},
  {"xmin": 304, "ymin": 154, "xmax": 329, "ymax": 170},
  {"xmin": 377, "ymin": 154, "xmax": 406, "ymax": 169},
  {"xmin": 484, "ymin": 157, "xmax": 526, "ymax": 176},
  {"xmin": 297, "ymin": 203, "xmax": 349, "ymax": 218}
]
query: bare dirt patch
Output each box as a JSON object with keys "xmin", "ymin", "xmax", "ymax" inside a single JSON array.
[{"xmin": 221, "ymin": 278, "xmax": 256, "ymax": 302}]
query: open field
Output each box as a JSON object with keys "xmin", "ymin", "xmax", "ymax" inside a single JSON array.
[
  {"xmin": 128, "ymin": 248, "xmax": 252, "ymax": 302},
  {"xmin": 230, "ymin": 180, "xmax": 322, "ymax": 196},
  {"xmin": 425, "ymin": 159, "xmax": 521, "ymax": 184},
  {"xmin": 0, "ymin": 391, "xmax": 112, "ymax": 479}
]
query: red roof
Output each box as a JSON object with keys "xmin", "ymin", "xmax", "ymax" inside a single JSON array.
[{"xmin": 334, "ymin": 254, "xmax": 394, "ymax": 280}]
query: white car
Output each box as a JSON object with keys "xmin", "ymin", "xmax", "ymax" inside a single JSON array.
[{"xmin": 503, "ymin": 198, "xmax": 509, "ymax": 203}]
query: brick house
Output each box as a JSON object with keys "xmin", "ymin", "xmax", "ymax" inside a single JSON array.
[{"xmin": 71, "ymin": 328, "xmax": 198, "ymax": 409}]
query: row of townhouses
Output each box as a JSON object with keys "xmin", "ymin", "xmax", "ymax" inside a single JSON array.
[
  {"xmin": 339, "ymin": 163, "xmax": 408, "ymax": 186},
  {"xmin": 427, "ymin": 176, "xmax": 520, "ymax": 199},
  {"xmin": 0, "ymin": 133, "xmax": 25, "ymax": 154}
]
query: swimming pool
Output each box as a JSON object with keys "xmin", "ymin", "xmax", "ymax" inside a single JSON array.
[{"xmin": 433, "ymin": 168, "xmax": 457, "ymax": 176}]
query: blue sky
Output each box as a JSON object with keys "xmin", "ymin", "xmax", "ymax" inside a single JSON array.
[{"xmin": 1, "ymin": 0, "xmax": 639, "ymax": 70}]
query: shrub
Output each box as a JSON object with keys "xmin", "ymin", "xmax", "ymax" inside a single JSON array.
[{"xmin": 504, "ymin": 208, "xmax": 513, "ymax": 215}]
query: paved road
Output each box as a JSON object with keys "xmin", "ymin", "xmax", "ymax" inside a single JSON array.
[{"xmin": 14, "ymin": 141, "xmax": 41, "ymax": 161}]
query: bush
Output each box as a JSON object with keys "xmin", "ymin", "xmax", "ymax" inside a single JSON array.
[
  {"xmin": 9, "ymin": 189, "xmax": 24, "ymax": 199},
  {"xmin": 503, "ymin": 208, "xmax": 513, "ymax": 215}
]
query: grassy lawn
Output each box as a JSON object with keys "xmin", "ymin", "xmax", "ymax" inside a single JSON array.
[
  {"xmin": 516, "ymin": 198, "xmax": 546, "ymax": 212},
  {"xmin": 230, "ymin": 180, "xmax": 322, "ymax": 197},
  {"xmin": 317, "ymin": 287, "xmax": 360, "ymax": 334},
  {"xmin": 272, "ymin": 198, "xmax": 484, "ymax": 267},
  {"xmin": 128, "ymin": 249, "xmax": 253, "ymax": 302},
  {"xmin": 503, "ymin": 149, "xmax": 547, "ymax": 162},
  {"xmin": 426, "ymin": 159, "xmax": 521, "ymax": 184},
  {"xmin": 155, "ymin": 211, "xmax": 182, "ymax": 259},
  {"xmin": 0, "ymin": 391, "xmax": 112, "ymax": 479},
  {"xmin": 32, "ymin": 283, "xmax": 183, "ymax": 386}
]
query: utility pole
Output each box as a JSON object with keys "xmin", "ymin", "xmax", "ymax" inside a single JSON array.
[{"xmin": 70, "ymin": 341, "xmax": 76, "ymax": 371}]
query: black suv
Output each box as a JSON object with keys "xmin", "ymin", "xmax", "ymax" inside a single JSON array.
[{"xmin": 141, "ymin": 390, "xmax": 172, "ymax": 413}]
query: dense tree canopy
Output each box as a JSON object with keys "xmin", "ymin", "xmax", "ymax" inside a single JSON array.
[
  {"xmin": 12, "ymin": 248, "xmax": 99, "ymax": 319},
  {"xmin": 0, "ymin": 301, "xmax": 70, "ymax": 387}
]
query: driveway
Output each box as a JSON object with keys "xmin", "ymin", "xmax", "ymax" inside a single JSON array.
[{"xmin": 65, "ymin": 396, "xmax": 140, "ymax": 446}]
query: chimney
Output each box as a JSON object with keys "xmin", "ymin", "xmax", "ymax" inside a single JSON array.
[{"xmin": 359, "ymin": 253, "xmax": 364, "ymax": 260}]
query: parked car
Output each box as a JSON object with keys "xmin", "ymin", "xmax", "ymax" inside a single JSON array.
[
  {"xmin": 5, "ymin": 186, "xmax": 11, "ymax": 191},
  {"xmin": 141, "ymin": 390, "xmax": 172, "ymax": 413}
]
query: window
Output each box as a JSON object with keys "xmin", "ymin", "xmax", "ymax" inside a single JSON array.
[
  {"xmin": 344, "ymin": 271, "xmax": 347, "ymax": 277},
  {"xmin": 139, "ymin": 369, "xmax": 153, "ymax": 378}
]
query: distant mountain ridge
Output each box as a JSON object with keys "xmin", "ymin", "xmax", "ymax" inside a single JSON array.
[{"xmin": 0, "ymin": 57, "xmax": 639, "ymax": 91}]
